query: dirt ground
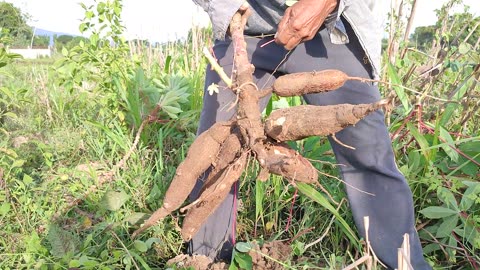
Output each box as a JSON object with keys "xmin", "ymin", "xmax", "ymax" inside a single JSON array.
[{"xmin": 166, "ymin": 241, "xmax": 292, "ymax": 270}]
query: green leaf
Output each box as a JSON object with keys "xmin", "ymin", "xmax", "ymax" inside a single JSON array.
[
  {"xmin": 145, "ymin": 238, "xmax": 161, "ymax": 249},
  {"xmin": 47, "ymin": 225, "xmax": 78, "ymax": 258},
  {"xmin": 62, "ymin": 47, "xmax": 68, "ymax": 57},
  {"xmin": 297, "ymin": 183, "xmax": 359, "ymax": 245},
  {"xmin": 0, "ymin": 203, "xmax": 11, "ymax": 216},
  {"xmin": 421, "ymin": 136, "xmax": 479, "ymax": 150},
  {"xmin": 101, "ymin": 189, "xmax": 130, "ymax": 211},
  {"xmin": 407, "ymin": 123, "xmax": 431, "ymax": 159},
  {"xmin": 436, "ymin": 214, "xmax": 459, "ymax": 238},
  {"xmin": 133, "ymin": 240, "xmax": 148, "ymax": 253},
  {"xmin": 69, "ymin": 260, "xmax": 81, "ymax": 268},
  {"xmin": 439, "ymin": 127, "xmax": 459, "ymax": 162},
  {"xmin": 458, "ymin": 42, "xmax": 471, "ymax": 54},
  {"xmin": 124, "ymin": 212, "xmax": 148, "ymax": 225},
  {"xmin": 11, "ymin": 159, "xmax": 25, "ymax": 168},
  {"xmin": 235, "ymin": 242, "xmax": 253, "ymax": 253},
  {"xmin": 388, "ymin": 62, "xmax": 410, "ymax": 113},
  {"xmin": 437, "ymin": 187, "xmax": 458, "ymax": 210},
  {"xmin": 419, "ymin": 206, "xmax": 458, "ymax": 219},
  {"xmin": 460, "ymin": 182, "xmax": 480, "ymax": 211},
  {"xmin": 234, "ymin": 252, "xmax": 253, "ymax": 270},
  {"xmin": 162, "ymin": 105, "xmax": 182, "ymax": 118},
  {"xmin": 23, "ymin": 174, "xmax": 33, "ymax": 185},
  {"xmin": 272, "ymin": 98, "xmax": 290, "ymax": 110}
]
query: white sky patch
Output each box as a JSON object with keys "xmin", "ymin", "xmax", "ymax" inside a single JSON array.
[{"xmin": 3, "ymin": 0, "xmax": 480, "ymax": 42}]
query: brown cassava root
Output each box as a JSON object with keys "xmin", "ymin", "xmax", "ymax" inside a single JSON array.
[
  {"xmin": 265, "ymin": 100, "xmax": 389, "ymax": 142},
  {"xmin": 271, "ymin": 69, "xmax": 376, "ymax": 97},
  {"xmin": 132, "ymin": 121, "xmax": 233, "ymax": 238},
  {"xmin": 131, "ymin": 10, "xmax": 388, "ymax": 240}
]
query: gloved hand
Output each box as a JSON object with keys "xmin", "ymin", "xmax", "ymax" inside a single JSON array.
[{"xmin": 275, "ymin": 0, "xmax": 337, "ymax": 50}]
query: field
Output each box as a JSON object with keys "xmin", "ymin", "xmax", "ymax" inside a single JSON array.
[{"xmin": 0, "ymin": 1, "xmax": 479, "ymax": 269}]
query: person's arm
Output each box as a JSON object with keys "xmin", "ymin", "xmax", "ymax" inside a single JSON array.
[
  {"xmin": 191, "ymin": 0, "xmax": 247, "ymax": 40},
  {"xmin": 275, "ymin": 0, "xmax": 349, "ymax": 50}
]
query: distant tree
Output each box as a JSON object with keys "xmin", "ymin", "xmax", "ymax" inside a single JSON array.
[
  {"xmin": 55, "ymin": 35, "xmax": 74, "ymax": 45},
  {"xmin": 410, "ymin": 25, "xmax": 436, "ymax": 50},
  {"xmin": 0, "ymin": 2, "xmax": 32, "ymax": 47},
  {"xmin": 443, "ymin": 11, "xmax": 480, "ymax": 47},
  {"xmin": 55, "ymin": 35, "xmax": 88, "ymax": 51},
  {"xmin": 33, "ymin": 35, "xmax": 49, "ymax": 47}
]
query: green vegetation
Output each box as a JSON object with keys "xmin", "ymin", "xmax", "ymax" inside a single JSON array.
[
  {"xmin": 0, "ymin": 0, "xmax": 478, "ymax": 269},
  {"xmin": 0, "ymin": 1, "xmax": 32, "ymax": 47}
]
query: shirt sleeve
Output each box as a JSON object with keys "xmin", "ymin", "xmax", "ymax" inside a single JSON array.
[{"xmin": 191, "ymin": 0, "xmax": 245, "ymax": 40}]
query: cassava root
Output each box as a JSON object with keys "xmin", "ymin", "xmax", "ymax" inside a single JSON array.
[
  {"xmin": 131, "ymin": 121, "xmax": 233, "ymax": 238},
  {"xmin": 271, "ymin": 69, "xmax": 375, "ymax": 97},
  {"xmin": 132, "ymin": 9, "xmax": 390, "ymax": 241},
  {"xmin": 265, "ymin": 100, "xmax": 389, "ymax": 142}
]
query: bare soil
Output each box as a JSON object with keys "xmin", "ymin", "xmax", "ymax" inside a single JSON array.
[{"xmin": 166, "ymin": 241, "xmax": 292, "ymax": 270}]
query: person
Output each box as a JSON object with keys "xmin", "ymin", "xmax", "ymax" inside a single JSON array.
[{"xmin": 188, "ymin": 0, "xmax": 432, "ymax": 269}]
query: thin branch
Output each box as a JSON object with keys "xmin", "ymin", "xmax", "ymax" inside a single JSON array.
[
  {"xmin": 111, "ymin": 230, "xmax": 141, "ymax": 270},
  {"xmin": 305, "ymin": 198, "xmax": 345, "ymax": 250},
  {"xmin": 331, "ymin": 133, "xmax": 355, "ymax": 150},
  {"xmin": 202, "ymin": 46, "xmax": 232, "ymax": 88}
]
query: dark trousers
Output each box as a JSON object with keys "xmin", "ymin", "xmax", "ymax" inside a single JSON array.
[{"xmin": 188, "ymin": 21, "xmax": 431, "ymax": 270}]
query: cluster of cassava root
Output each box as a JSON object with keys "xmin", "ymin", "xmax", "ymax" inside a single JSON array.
[{"xmin": 131, "ymin": 10, "xmax": 388, "ymax": 239}]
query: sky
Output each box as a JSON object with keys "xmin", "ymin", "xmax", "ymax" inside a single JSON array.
[{"xmin": 3, "ymin": 0, "xmax": 480, "ymax": 42}]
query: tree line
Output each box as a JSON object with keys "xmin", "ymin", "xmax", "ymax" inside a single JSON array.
[{"xmin": 1, "ymin": 1, "xmax": 478, "ymax": 52}]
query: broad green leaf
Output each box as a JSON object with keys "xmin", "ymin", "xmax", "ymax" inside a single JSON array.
[
  {"xmin": 235, "ymin": 242, "xmax": 253, "ymax": 253},
  {"xmin": 133, "ymin": 240, "xmax": 148, "ymax": 253},
  {"xmin": 162, "ymin": 105, "xmax": 182, "ymax": 118},
  {"xmin": 234, "ymin": 252, "xmax": 253, "ymax": 270},
  {"xmin": 0, "ymin": 203, "xmax": 11, "ymax": 216},
  {"xmin": 437, "ymin": 187, "xmax": 458, "ymax": 210},
  {"xmin": 23, "ymin": 174, "xmax": 33, "ymax": 185},
  {"xmin": 47, "ymin": 225, "xmax": 78, "ymax": 258},
  {"xmin": 423, "ymin": 243, "xmax": 441, "ymax": 254},
  {"xmin": 101, "ymin": 190, "xmax": 130, "ymax": 211},
  {"xmin": 436, "ymin": 214, "xmax": 459, "ymax": 238},
  {"xmin": 419, "ymin": 206, "xmax": 458, "ymax": 219}
]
